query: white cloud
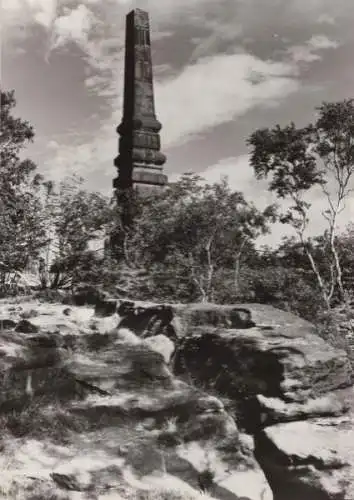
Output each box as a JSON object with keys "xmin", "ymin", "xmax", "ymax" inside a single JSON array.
[
  {"xmin": 1, "ymin": 0, "xmax": 105, "ymax": 43},
  {"xmin": 308, "ymin": 35, "xmax": 339, "ymax": 50},
  {"xmin": 1, "ymin": 0, "xmax": 21, "ymax": 11},
  {"xmin": 4, "ymin": 0, "xmax": 349, "ymax": 212},
  {"xmin": 46, "ymin": 140, "xmax": 60, "ymax": 149},
  {"xmin": 41, "ymin": 139, "xmax": 102, "ymax": 183},
  {"xmin": 156, "ymin": 53, "xmax": 299, "ymax": 147},
  {"xmin": 286, "ymin": 46, "xmax": 321, "ymax": 64},
  {"xmin": 189, "ymin": 18, "xmax": 243, "ymax": 62},
  {"xmin": 287, "ymin": 34, "xmax": 339, "ymax": 64},
  {"xmin": 287, "ymin": 0, "xmax": 352, "ymax": 21},
  {"xmin": 51, "ymin": 4, "xmax": 97, "ymax": 50},
  {"xmin": 1, "ymin": 0, "xmax": 58, "ymax": 28},
  {"xmin": 317, "ymin": 13, "xmax": 335, "ymax": 25},
  {"xmin": 44, "ymin": 51, "xmax": 300, "ymax": 188}
]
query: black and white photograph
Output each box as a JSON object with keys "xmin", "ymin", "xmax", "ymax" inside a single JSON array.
[{"xmin": 1, "ymin": 1, "xmax": 354, "ymax": 499}]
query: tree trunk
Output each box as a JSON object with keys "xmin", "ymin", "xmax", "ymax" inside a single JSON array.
[
  {"xmin": 234, "ymin": 238, "xmax": 247, "ymax": 296},
  {"xmin": 205, "ymin": 236, "xmax": 214, "ymax": 302},
  {"xmin": 303, "ymin": 245, "xmax": 331, "ymax": 309}
]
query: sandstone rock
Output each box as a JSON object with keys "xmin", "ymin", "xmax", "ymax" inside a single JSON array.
[
  {"xmin": 175, "ymin": 303, "xmax": 256, "ymax": 329},
  {"xmin": 252, "ymin": 393, "xmax": 349, "ymax": 427},
  {"xmin": 116, "ymin": 327, "xmax": 141, "ymax": 345},
  {"xmin": 35, "ymin": 289, "xmax": 66, "ymax": 303},
  {"xmin": 27, "ymin": 333, "xmax": 62, "ymax": 349},
  {"xmin": 177, "ymin": 438, "xmax": 273, "ymax": 500},
  {"xmin": 50, "ymin": 472, "xmax": 85, "ymax": 491},
  {"xmin": 0, "ymin": 297, "xmax": 276, "ymax": 500},
  {"xmin": 68, "ymin": 284, "xmax": 102, "ymax": 306},
  {"xmin": 94, "ymin": 295, "xmax": 117, "ymax": 317},
  {"xmin": 15, "ymin": 319, "xmax": 39, "ymax": 334},
  {"xmin": 5, "ymin": 297, "xmax": 354, "ymax": 500},
  {"xmin": 143, "ymin": 334, "xmax": 175, "ymax": 363},
  {"xmin": 173, "ymin": 305, "xmax": 352, "ymax": 431},
  {"xmin": 117, "ymin": 301, "xmax": 258, "ymax": 338},
  {"xmin": 0, "ymin": 319, "xmax": 17, "ymax": 330},
  {"xmin": 120, "ymin": 301, "xmax": 354, "ymax": 498},
  {"xmin": 20, "ymin": 309, "xmax": 39, "ymax": 320},
  {"xmin": 117, "ymin": 302, "xmax": 175, "ymax": 339},
  {"xmin": 257, "ymin": 416, "xmax": 354, "ymax": 500}
]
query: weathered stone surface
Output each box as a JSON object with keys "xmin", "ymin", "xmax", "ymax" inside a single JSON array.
[
  {"xmin": 20, "ymin": 308, "xmax": 39, "ymax": 319},
  {"xmin": 117, "ymin": 302, "xmax": 176, "ymax": 340},
  {"xmin": 256, "ymin": 416, "xmax": 354, "ymax": 500},
  {"xmin": 94, "ymin": 295, "xmax": 117, "ymax": 317},
  {"xmin": 1, "ymin": 297, "xmax": 271, "ymax": 500},
  {"xmin": 2, "ymin": 296, "xmax": 354, "ymax": 500},
  {"xmin": 15, "ymin": 319, "xmax": 39, "ymax": 334},
  {"xmin": 70, "ymin": 284, "xmax": 102, "ymax": 306},
  {"xmin": 0, "ymin": 319, "xmax": 16, "ymax": 330},
  {"xmin": 117, "ymin": 301, "xmax": 353, "ymax": 413},
  {"xmin": 168, "ymin": 304, "xmax": 353, "ymax": 406},
  {"xmin": 143, "ymin": 334, "xmax": 175, "ymax": 363},
  {"xmin": 253, "ymin": 392, "xmax": 350, "ymax": 427},
  {"xmin": 117, "ymin": 301, "xmax": 258, "ymax": 336},
  {"xmin": 118, "ymin": 300, "xmax": 354, "ymax": 499},
  {"xmin": 131, "ymin": 167, "xmax": 168, "ymax": 185}
]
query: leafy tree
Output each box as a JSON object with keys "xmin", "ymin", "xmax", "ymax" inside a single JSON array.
[
  {"xmin": 336, "ymin": 224, "xmax": 354, "ymax": 298},
  {"xmin": 248, "ymin": 99, "xmax": 354, "ymax": 308},
  {"xmin": 43, "ymin": 175, "xmax": 114, "ymax": 289},
  {"xmin": 0, "ymin": 89, "xmax": 47, "ymax": 289},
  {"xmin": 121, "ymin": 174, "xmax": 276, "ymax": 302}
]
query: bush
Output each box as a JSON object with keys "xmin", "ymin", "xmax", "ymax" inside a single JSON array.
[{"xmin": 314, "ymin": 307, "xmax": 354, "ymax": 370}]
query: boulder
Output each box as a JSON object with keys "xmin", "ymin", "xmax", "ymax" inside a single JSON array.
[
  {"xmin": 256, "ymin": 416, "xmax": 354, "ymax": 500},
  {"xmin": 119, "ymin": 301, "xmax": 354, "ymax": 499},
  {"xmin": 0, "ymin": 319, "xmax": 17, "ymax": 330},
  {"xmin": 117, "ymin": 301, "xmax": 257, "ymax": 338},
  {"xmin": 3, "ymin": 297, "xmax": 354, "ymax": 500},
  {"xmin": 143, "ymin": 334, "xmax": 175, "ymax": 363},
  {"xmin": 94, "ymin": 295, "xmax": 117, "ymax": 317},
  {"xmin": 0, "ymin": 298, "xmax": 273, "ymax": 500},
  {"xmin": 252, "ymin": 393, "xmax": 349, "ymax": 427},
  {"xmin": 70, "ymin": 285, "xmax": 102, "ymax": 306},
  {"xmin": 117, "ymin": 302, "xmax": 176, "ymax": 339},
  {"xmin": 172, "ymin": 305, "xmax": 352, "ymax": 431},
  {"xmin": 15, "ymin": 319, "xmax": 39, "ymax": 334},
  {"xmin": 20, "ymin": 309, "xmax": 39, "ymax": 320}
]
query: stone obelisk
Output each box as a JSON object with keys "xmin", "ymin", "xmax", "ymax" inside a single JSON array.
[{"xmin": 113, "ymin": 9, "xmax": 167, "ymax": 226}]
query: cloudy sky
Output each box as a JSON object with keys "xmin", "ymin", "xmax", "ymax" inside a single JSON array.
[{"xmin": 2, "ymin": 0, "xmax": 354, "ymax": 245}]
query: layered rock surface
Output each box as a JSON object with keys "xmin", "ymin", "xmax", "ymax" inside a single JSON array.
[
  {"xmin": 1, "ymin": 296, "xmax": 353, "ymax": 500},
  {"xmin": 0, "ymin": 299, "xmax": 271, "ymax": 500},
  {"xmin": 116, "ymin": 300, "xmax": 354, "ymax": 500}
]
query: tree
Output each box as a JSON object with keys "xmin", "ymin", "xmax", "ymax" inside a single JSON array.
[
  {"xmin": 44, "ymin": 175, "xmax": 114, "ymax": 289},
  {"xmin": 123, "ymin": 174, "xmax": 276, "ymax": 302},
  {"xmin": 0, "ymin": 89, "xmax": 47, "ymax": 289},
  {"xmin": 335, "ymin": 224, "xmax": 354, "ymax": 298},
  {"xmin": 248, "ymin": 99, "xmax": 354, "ymax": 308}
]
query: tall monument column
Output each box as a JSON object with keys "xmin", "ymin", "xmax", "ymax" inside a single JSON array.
[{"xmin": 113, "ymin": 9, "xmax": 168, "ymax": 226}]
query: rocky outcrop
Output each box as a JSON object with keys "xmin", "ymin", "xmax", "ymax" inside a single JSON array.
[
  {"xmin": 117, "ymin": 300, "xmax": 354, "ymax": 500},
  {"xmin": 256, "ymin": 415, "xmax": 354, "ymax": 500},
  {"xmin": 2, "ymin": 297, "xmax": 353, "ymax": 500},
  {"xmin": 0, "ymin": 299, "xmax": 271, "ymax": 500}
]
